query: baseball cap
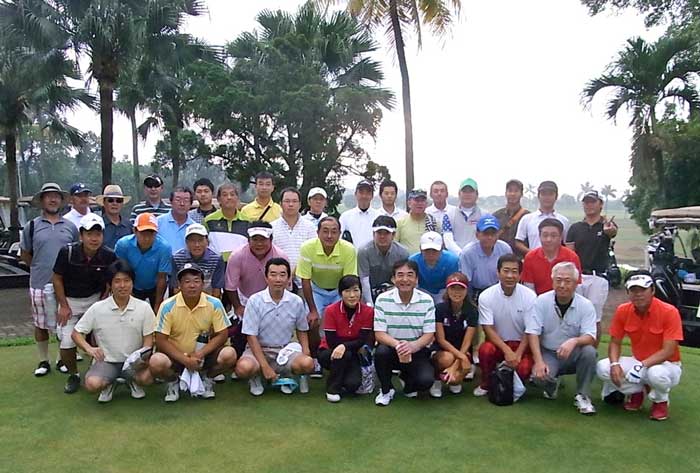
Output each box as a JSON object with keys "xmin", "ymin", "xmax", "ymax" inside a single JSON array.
[
  {"xmin": 420, "ymin": 231, "xmax": 443, "ymax": 251},
  {"xmin": 372, "ymin": 215, "xmax": 397, "ymax": 233},
  {"xmin": 247, "ymin": 225, "xmax": 273, "ymax": 238},
  {"xmin": 446, "ymin": 274, "xmax": 468, "ymax": 289},
  {"xmin": 459, "ymin": 178, "xmax": 478, "ymax": 191},
  {"xmin": 582, "ymin": 190, "xmax": 603, "ymax": 202},
  {"xmin": 408, "ymin": 188, "xmax": 428, "ymax": 199},
  {"xmin": 79, "ymin": 213, "xmax": 105, "ymax": 231},
  {"xmin": 308, "ymin": 187, "xmax": 327, "ymax": 199},
  {"xmin": 477, "ymin": 214, "xmax": 500, "ymax": 232},
  {"xmin": 70, "ymin": 183, "xmax": 92, "ymax": 195},
  {"xmin": 625, "ymin": 273, "xmax": 654, "ymax": 290},
  {"xmin": 134, "ymin": 213, "xmax": 158, "ymax": 232},
  {"xmin": 538, "ymin": 180, "xmax": 558, "ymax": 193},
  {"xmin": 143, "ymin": 174, "xmax": 163, "ymax": 187},
  {"xmin": 355, "ymin": 180, "xmax": 374, "ymax": 192},
  {"xmin": 185, "ymin": 223, "xmax": 208, "ymax": 239},
  {"xmin": 177, "ymin": 262, "xmax": 204, "ymax": 280}
]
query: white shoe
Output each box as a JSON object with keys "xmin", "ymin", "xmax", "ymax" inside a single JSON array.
[
  {"xmin": 404, "ymin": 390, "xmax": 418, "ymax": 398},
  {"xmin": 375, "ymin": 388, "xmax": 395, "ymax": 406},
  {"xmin": 574, "ymin": 394, "xmax": 597, "ymax": 415},
  {"xmin": 310, "ymin": 359, "xmax": 323, "ymax": 379},
  {"xmin": 230, "ymin": 372, "xmax": 239, "ymax": 381},
  {"xmin": 299, "ymin": 375, "xmax": 309, "ymax": 394},
  {"xmin": 249, "ymin": 376, "xmax": 264, "ymax": 396},
  {"xmin": 98, "ymin": 383, "xmax": 116, "ymax": 403},
  {"xmin": 473, "ymin": 386, "xmax": 488, "ymax": 397},
  {"xmin": 429, "ymin": 380, "xmax": 443, "ymax": 398},
  {"xmin": 128, "ymin": 381, "xmax": 146, "ymax": 399},
  {"xmin": 281, "ymin": 383, "xmax": 294, "ymax": 395},
  {"xmin": 164, "ymin": 380, "xmax": 179, "ymax": 402},
  {"xmin": 448, "ymin": 384, "xmax": 463, "ymax": 394},
  {"xmin": 76, "ymin": 352, "xmax": 84, "ymax": 362},
  {"xmin": 473, "ymin": 353, "xmax": 480, "ymax": 365},
  {"xmin": 202, "ymin": 377, "xmax": 216, "ymax": 399},
  {"xmin": 213, "ymin": 374, "xmax": 226, "ymax": 383},
  {"xmin": 326, "ymin": 392, "xmax": 341, "ymax": 403},
  {"xmin": 465, "ymin": 364, "xmax": 476, "ymax": 380}
]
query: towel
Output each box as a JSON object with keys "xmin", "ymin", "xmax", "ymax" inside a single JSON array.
[{"xmin": 180, "ymin": 368, "xmax": 205, "ymax": 396}]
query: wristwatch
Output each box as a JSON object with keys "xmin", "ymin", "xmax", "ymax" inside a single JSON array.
[{"xmin": 610, "ymin": 361, "xmax": 621, "ymax": 367}]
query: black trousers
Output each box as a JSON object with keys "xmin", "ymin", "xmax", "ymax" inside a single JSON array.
[
  {"xmin": 318, "ymin": 348, "xmax": 362, "ymax": 395},
  {"xmin": 374, "ymin": 344, "xmax": 434, "ymax": 395}
]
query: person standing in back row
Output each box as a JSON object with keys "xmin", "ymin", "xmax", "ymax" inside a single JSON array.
[
  {"xmin": 377, "ymin": 180, "xmax": 407, "ymax": 221},
  {"xmin": 189, "ymin": 178, "xmax": 217, "ymax": 224},
  {"xmin": 339, "ymin": 180, "xmax": 379, "ymax": 248},
  {"xmin": 493, "ymin": 179, "xmax": 529, "ymax": 258},
  {"xmin": 426, "ymin": 181, "xmax": 456, "ymax": 233},
  {"xmin": 303, "ymin": 187, "xmax": 328, "ymax": 228},
  {"xmin": 396, "ymin": 189, "xmax": 438, "ymax": 254},
  {"xmin": 130, "ymin": 174, "xmax": 171, "ymax": 224},
  {"xmin": 241, "ymin": 172, "xmax": 282, "ymax": 223},
  {"xmin": 515, "ymin": 180, "xmax": 569, "ymax": 254},
  {"xmin": 63, "ymin": 183, "xmax": 93, "ymax": 229},
  {"xmin": 442, "ymin": 178, "xmax": 483, "ymax": 254}
]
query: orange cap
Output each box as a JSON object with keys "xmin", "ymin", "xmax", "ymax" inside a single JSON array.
[{"xmin": 135, "ymin": 213, "xmax": 158, "ymax": 232}]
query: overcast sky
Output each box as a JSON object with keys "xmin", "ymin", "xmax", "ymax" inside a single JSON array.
[{"xmin": 67, "ymin": 0, "xmax": 662, "ymax": 197}]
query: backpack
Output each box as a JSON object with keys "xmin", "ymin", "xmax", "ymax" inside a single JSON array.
[{"xmin": 488, "ymin": 363, "xmax": 515, "ymax": 406}]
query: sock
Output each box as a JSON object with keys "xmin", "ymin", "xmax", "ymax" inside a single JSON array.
[{"xmin": 37, "ymin": 340, "xmax": 49, "ymax": 362}]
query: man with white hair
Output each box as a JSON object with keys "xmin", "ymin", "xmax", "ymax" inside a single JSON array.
[
  {"xmin": 526, "ymin": 261, "xmax": 598, "ymax": 415},
  {"xmin": 596, "ymin": 270, "xmax": 683, "ymax": 421}
]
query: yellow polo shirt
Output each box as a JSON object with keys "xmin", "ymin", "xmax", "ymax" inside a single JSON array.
[
  {"xmin": 241, "ymin": 199, "xmax": 282, "ymax": 223},
  {"xmin": 396, "ymin": 215, "xmax": 429, "ymax": 255},
  {"xmin": 296, "ymin": 238, "xmax": 357, "ymax": 289}
]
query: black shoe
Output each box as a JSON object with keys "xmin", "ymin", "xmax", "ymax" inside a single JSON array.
[
  {"xmin": 604, "ymin": 390, "xmax": 625, "ymax": 405},
  {"xmin": 56, "ymin": 360, "xmax": 69, "ymax": 374},
  {"xmin": 64, "ymin": 374, "xmax": 81, "ymax": 394},
  {"xmin": 34, "ymin": 360, "xmax": 51, "ymax": 377}
]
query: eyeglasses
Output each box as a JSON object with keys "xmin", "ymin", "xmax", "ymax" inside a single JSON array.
[
  {"xmin": 105, "ymin": 198, "xmax": 124, "ymax": 204},
  {"xmin": 145, "ymin": 184, "xmax": 161, "ymax": 189}
]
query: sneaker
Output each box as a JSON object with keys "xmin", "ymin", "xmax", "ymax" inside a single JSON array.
[
  {"xmin": 98, "ymin": 383, "xmax": 116, "ymax": 403},
  {"xmin": 310, "ymin": 359, "xmax": 323, "ymax": 379},
  {"xmin": 76, "ymin": 352, "xmax": 84, "ymax": 362},
  {"xmin": 543, "ymin": 378, "xmax": 561, "ymax": 400},
  {"xmin": 465, "ymin": 364, "xmax": 476, "ymax": 381},
  {"xmin": 403, "ymin": 390, "xmax": 418, "ymax": 398},
  {"xmin": 230, "ymin": 372, "xmax": 239, "ymax": 381},
  {"xmin": 375, "ymin": 388, "xmax": 395, "ymax": 406},
  {"xmin": 473, "ymin": 353, "xmax": 480, "ymax": 365},
  {"xmin": 448, "ymin": 384, "xmax": 463, "ymax": 394},
  {"xmin": 56, "ymin": 360, "xmax": 69, "ymax": 374},
  {"xmin": 128, "ymin": 381, "xmax": 146, "ymax": 399},
  {"xmin": 624, "ymin": 391, "xmax": 645, "ymax": 411},
  {"xmin": 201, "ymin": 377, "xmax": 216, "ymax": 399},
  {"xmin": 34, "ymin": 360, "xmax": 51, "ymax": 377},
  {"xmin": 603, "ymin": 390, "xmax": 625, "ymax": 405},
  {"xmin": 249, "ymin": 375, "xmax": 264, "ymax": 396},
  {"xmin": 473, "ymin": 386, "xmax": 488, "ymax": 397},
  {"xmin": 64, "ymin": 374, "xmax": 80, "ymax": 394},
  {"xmin": 574, "ymin": 394, "xmax": 597, "ymax": 415},
  {"xmin": 429, "ymin": 380, "xmax": 443, "ymax": 398},
  {"xmin": 212, "ymin": 374, "xmax": 226, "ymax": 384},
  {"xmin": 164, "ymin": 380, "xmax": 180, "ymax": 402},
  {"xmin": 299, "ymin": 375, "xmax": 309, "ymax": 394},
  {"xmin": 649, "ymin": 401, "xmax": 669, "ymax": 421},
  {"xmin": 326, "ymin": 392, "xmax": 341, "ymax": 403},
  {"xmin": 281, "ymin": 383, "xmax": 294, "ymax": 395}
]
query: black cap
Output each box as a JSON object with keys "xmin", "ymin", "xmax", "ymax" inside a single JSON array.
[
  {"xmin": 538, "ymin": 180, "xmax": 558, "ymax": 193},
  {"xmin": 355, "ymin": 180, "xmax": 374, "ymax": 192},
  {"xmin": 144, "ymin": 174, "xmax": 163, "ymax": 187},
  {"xmin": 582, "ymin": 190, "xmax": 603, "ymax": 202},
  {"xmin": 177, "ymin": 262, "xmax": 204, "ymax": 280},
  {"xmin": 408, "ymin": 188, "xmax": 427, "ymax": 199}
]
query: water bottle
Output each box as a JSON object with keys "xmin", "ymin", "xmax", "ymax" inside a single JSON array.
[{"xmin": 195, "ymin": 332, "xmax": 209, "ymax": 369}]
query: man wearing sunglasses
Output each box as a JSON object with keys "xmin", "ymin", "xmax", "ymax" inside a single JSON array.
[
  {"xmin": 130, "ymin": 174, "xmax": 171, "ymax": 224},
  {"xmin": 98, "ymin": 185, "xmax": 133, "ymax": 250}
]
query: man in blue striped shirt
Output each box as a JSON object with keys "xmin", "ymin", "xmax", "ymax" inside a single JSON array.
[{"xmin": 171, "ymin": 224, "xmax": 225, "ymax": 299}]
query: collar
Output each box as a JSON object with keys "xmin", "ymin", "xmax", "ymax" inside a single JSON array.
[
  {"xmin": 261, "ymin": 287, "xmax": 293, "ymax": 304},
  {"xmin": 167, "ymin": 211, "xmax": 194, "ymax": 225},
  {"xmin": 254, "ymin": 198, "xmax": 274, "ymax": 209},
  {"xmin": 357, "ymin": 206, "xmax": 372, "ymax": 214},
  {"xmin": 315, "ymin": 238, "xmax": 341, "ymax": 257},
  {"xmin": 391, "ymin": 287, "xmax": 422, "ymax": 305},
  {"xmin": 536, "ymin": 208, "xmax": 557, "ymax": 217},
  {"xmin": 108, "ymin": 295, "xmax": 136, "ymax": 311},
  {"xmin": 175, "ymin": 292, "xmax": 208, "ymax": 309}
]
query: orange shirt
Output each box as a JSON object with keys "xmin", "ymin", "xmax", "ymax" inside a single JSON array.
[{"xmin": 609, "ymin": 297, "xmax": 683, "ymax": 362}]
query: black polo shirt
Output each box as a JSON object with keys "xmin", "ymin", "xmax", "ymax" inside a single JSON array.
[
  {"xmin": 435, "ymin": 301, "xmax": 479, "ymax": 349},
  {"xmin": 53, "ymin": 243, "xmax": 117, "ymax": 298},
  {"xmin": 565, "ymin": 219, "xmax": 610, "ymax": 273}
]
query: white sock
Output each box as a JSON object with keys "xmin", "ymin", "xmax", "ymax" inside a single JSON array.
[{"xmin": 37, "ymin": 340, "xmax": 49, "ymax": 362}]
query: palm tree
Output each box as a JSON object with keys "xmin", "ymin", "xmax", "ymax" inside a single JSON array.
[
  {"xmin": 600, "ymin": 184, "xmax": 617, "ymax": 211},
  {"xmin": 582, "ymin": 33, "xmax": 700, "ymax": 201},
  {"xmin": 577, "ymin": 181, "xmax": 595, "ymax": 200},
  {"xmin": 319, "ymin": 0, "xmax": 461, "ymax": 193}
]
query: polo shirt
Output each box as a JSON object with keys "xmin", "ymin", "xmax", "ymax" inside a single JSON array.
[
  {"xmin": 442, "ymin": 206, "xmax": 483, "ymax": 253},
  {"xmin": 156, "ymin": 211, "xmax": 195, "ymax": 254},
  {"xmin": 302, "ymin": 211, "xmax": 327, "ymax": 229},
  {"xmin": 609, "ymin": 297, "xmax": 683, "ymax": 362},
  {"xmin": 459, "ymin": 240, "xmax": 513, "ymax": 290},
  {"xmin": 520, "ymin": 246, "xmax": 582, "ymax": 295},
  {"xmin": 396, "ymin": 214, "xmax": 436, "ymax": 255},
  {"xmin": 478, "ymin": 283, "xmax": 536, "ymax": 342},
  {"xmin": 188, "ymin": 206, "xmax": 217, "ymax": 224},
  {"xmin": 20, "ymin": 216, "xmax": 79, "ymax": 289},
  {"xmin": 565, "ymin": 218, "xmax": 611, "ymax": 273},
  {"xmin": 114, "ymin": 234, "xmax": 172, "ymax": 291},
  {"xmin": 374, "ymin": 287, "xmax": 436, "ymax": 341},
  {"xmin": 378, "ymin": 206, "xmax": 408, "ymax": 220},
  {"xmin": 155, "ymin": 292, "xmax": 231, "ymax": 354},
  {"xmin": 102, "ymin": 214, "xmax": 132, "ymax": 250},
  {"xmin": 320, "ymin": 300, "xmax": 374, "ymax": 349},
  {"xmin": 515, "ymin": 209, "xmax": 570, "ymax": 249},
  {"xmin": 225, "ymin": 244, "xmax": 289, "ymax": 300},
  {"xmin": 339, "ymin": 206, "xmax": 380, "ymax": 248},
  {"xmin": 525, "ymin": 291, "xmax": 597, "ymax": 351},
  {"xmin": 241, "ymin": 199, "xmax": 282, "ymax": 223},
  {"xmin": 74, "ymin": 296, "xmax": 155, "ymax": 362},
  {"xmin": 409, "ymin": 250, "xmax": 460, "ymax": 296},
  {"xmin": 171, "ymin": 247, "xmax": 225, "ymax": 292},
  {"xmin": 63, "ymin": 207, "xmax": 92, "ymax": 229},
  {"xmin": 493, "ymin": 206, "xmax": 529, "ymax": 256},
  {"xmin": 203, "ymin": 209, "xmax": 249, "ymax": 261},
  {"xmin": 358, "ymin": 241, "xmax": 410, "ymax": 289},
  {"xmin": 129, "ymin": 199, "xmax": 171, "ymax": 225},
  {"xmin": 435, "ymin": 300, "xmax": 478, "ymax": 348},
  {"xmin": 271, "ymin": 215, "xmax": 317, "ymax": 268},
  {"xmin": 242, "ymin": 288, "xmax": 309, "ymax": 347},
  {"xmin": 426, "ymin": 203, "xmax": 456, "ymax": 232},
  {"xmin": 296, "ymin": 238, "xmax": 358, "ymax": 290},
  {"xmin": 53, "ymin": 243, "xmax": 116, "ymax": 298}
]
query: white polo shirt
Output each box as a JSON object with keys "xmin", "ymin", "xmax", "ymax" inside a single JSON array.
[
  {"xmin": 478, "ymin": 283, "xmax": 536, "ymax": 342},
  {"xmin": 378, "ymin": 206, "xmax": 408, "ymax": 221},
  {"xmin": 514, "ymin": 209, "xmax": 570, "ymax": 249},
  {"xmin": 63, "ymin": 207, "xmax": 92, "ymax": 229},
  {"xmin": 271, "ymin": 215, "xmax": 317, "ymax": 268},
  {"xmin": 339, "ymin": 206, "xmax": 380, "ymax": 248},
  {"xmin": 525, "ymin": 291, "xmax": 597, "ymax": 351},
  {"xmin": 426, "ymin": 203, "xmax": 456, "ymax": 232}
]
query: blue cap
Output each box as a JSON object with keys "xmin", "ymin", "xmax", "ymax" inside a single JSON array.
[
  {"xmin": 477, "ymin": 214, "xmax": 500, "ymax": 232},
  {"xmin": 70, "ymin": 183, "xmax": 92, "ymax": 195}
]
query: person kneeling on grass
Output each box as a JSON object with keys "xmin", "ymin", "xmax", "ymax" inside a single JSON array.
[
  {"xmin": 235, "ymin": 257, "xmax": 314, "ymax": 396},
  {"xmin": 596, "ymin": 271, "xmax": 683, "ymax": 421},
  {"xmin": 373, "ymin": 259, "xmax": 436, "ymax": 406},
  {"xmin": 429, "ymin": 273, "xmax": 478, "ymax": 398},
  {"xmin": 71, "ymin": 259, "xmax": 155, "ymax": 402},
  {"xmin": 149, "ymin": 263, "xmax": 237, "ymax": 402},
  {"xmin": 318, "ymin": 275, "xmax": 374, "ymax": 403}
]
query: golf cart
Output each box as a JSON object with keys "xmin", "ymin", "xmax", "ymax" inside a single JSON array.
[{"xmin": 647, "ymin": 206, "xmax": 700, "ymax": 347}]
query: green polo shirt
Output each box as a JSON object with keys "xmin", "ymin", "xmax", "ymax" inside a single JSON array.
[
  {"xmin": 203, "ymin": 209, "xmax": 249, "ymax": 261},
  {"xmin": 296, "ymin": 238, "xmax": 358, "ymax": 289}
]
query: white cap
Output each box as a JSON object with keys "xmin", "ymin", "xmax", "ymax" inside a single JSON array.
[
  {"xmin": 625, "ymin": 274, "xmax": 654, "ymax": 290},
  {"xmin": 420, "ymin": 231, "xmax": 443, "ymax": 251},
  {"xmin": 247, "ymin": 226, "xmax": 273, "ymax": 238},
  {"xmin": 79, "ymin": 213, "xmax": 105, "ymax": 231},
  {"xmin": 185, "ymin": 223, "xmax": 208, "ymax": 238},
  {"xmin": 308, "ymin": 187, "xmax": 327, "ymax": 199}
]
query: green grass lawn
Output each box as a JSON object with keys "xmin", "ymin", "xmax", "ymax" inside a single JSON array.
[{"xmin": 1, "ymin": 344, "xmax": 699, "ymax": 473}]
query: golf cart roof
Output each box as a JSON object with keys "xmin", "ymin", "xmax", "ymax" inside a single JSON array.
[{"xmin": 650, "ymin": 206, "xmax": 700, "ymax": 227}]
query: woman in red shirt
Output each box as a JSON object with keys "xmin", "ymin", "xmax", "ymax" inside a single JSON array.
[{"xmin": 318, "ymin": 275, "xmax": 374, "ymax": 402}]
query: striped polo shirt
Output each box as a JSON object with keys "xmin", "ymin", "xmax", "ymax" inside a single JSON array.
[
  {"xmin": 374, "ymin": 287, "xmax": 436, "ymax": 341},
  {"xmin": 129, "ymin": 200, "xmax": 171, "ymax": 225},
  {"xmin": 170, "ymin": 247, "xmax": 225, "ymax": 292}
]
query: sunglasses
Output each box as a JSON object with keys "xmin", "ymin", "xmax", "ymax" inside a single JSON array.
[{"xmin": 105, "ymin": 198, "xmax": 124, "ymax": 204}]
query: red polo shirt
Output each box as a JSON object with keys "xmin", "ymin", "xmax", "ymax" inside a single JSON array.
[
  {"xmin": 609, "ymin": 297, "xmax": 683, "ymax": 362},
  {"xmin": 520, "ymin": 246, "xmax": 582, "ymax": 295},
  {"xmin": 319, "ymin": 301, "xmax": 374, "ymax": 350}
]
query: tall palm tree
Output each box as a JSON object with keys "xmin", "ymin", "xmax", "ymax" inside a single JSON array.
[
  {"xmin": 600, "ymin": 184, "xmax": 617, "ymax": 211},
  {"xmin": 577, "ymin": 181, "xmax": 595, "ymax": 200},
  {"xmin": 319, "ymin": 0, "xmax": 461, "ymax": 193},
  {"xmin": 582, "ymin": 33, "xmax": 700, "ymax": 201}
]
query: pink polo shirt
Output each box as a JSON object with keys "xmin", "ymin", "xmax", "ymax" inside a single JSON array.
[{"xmin": 224, "ymin": 244, "xmax": 289, "ymax": 302}]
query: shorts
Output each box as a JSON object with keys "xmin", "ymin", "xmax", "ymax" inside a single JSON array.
[
  {"xmin": 56, "ymin": 295, "xmax": 100, "ymax": 349},
  {"xmin": 171, "ymin": 347, "xmax": 222, "ymax": 374},
  {"xmin": 29, "ymin": 285, "xmax": 56, "ymax": 331},
  {"xmin": 86, "ymin": 361, "xmax": 126, "ymax": 383},
  {"xmin": 240, "ymin": 346, "xmax": 302, "ymax": 378}
]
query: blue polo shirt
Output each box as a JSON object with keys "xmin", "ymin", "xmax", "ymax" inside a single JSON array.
[
  {"xmin": 156, "ymin": 211, "xmax": 195, "ymax": 254},
  {"xmin": 409, "ymin": 250, "xmax": 459, "ymax": 296},
  {"xmin": 114, "ymin": 234, "xmax": 172, "ymax": 291},
  {"xmin": 459, "ymin": 240, "xmax": 513, "ymax": 291}
]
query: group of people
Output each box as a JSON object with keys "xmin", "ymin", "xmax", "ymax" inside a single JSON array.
[{"xmin": 19, "ymin": 173, "xmax": 684, "ymax": 420}]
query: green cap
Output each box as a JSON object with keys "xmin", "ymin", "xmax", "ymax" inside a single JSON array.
[{"xmin": 459, "ymin": 178, "xmax": 478, "ymax": 191}]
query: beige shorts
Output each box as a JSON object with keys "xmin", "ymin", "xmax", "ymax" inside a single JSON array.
[
  {"xmin": 241, "ymin": 346, "xmax": 303, "ymax": 378},
  {"xmin": 56, "ymin": 294, "xmax": 100, "ymax": 349}
]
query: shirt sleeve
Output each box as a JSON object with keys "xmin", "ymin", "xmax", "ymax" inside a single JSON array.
[
  {"xmin": 524, "ymin": 297, "xmax": 544, "ymax": 335},
  {"xmin": 114, "ymin": 238, "xmax": 125, "ymax": 259},
  {"xmin": 20, "ymin": 219, "xmax": 32, "ymax": 252},
  {"xmin": 53, "ymin": 246, "xmax": 69, "ymax": 275},
  {"xmin": 74, "ymin": 305, "xmax": 95, "ymax": 334},
  {"xmin": 358, "ymin": 247, "xmax": 370, "ymax": 278},
  {"xmin": 211, "ymin": 256, "xmax": 226, "ymax": 290},
  {"xmin": 295, "ymin": 298, "xmax": 310, "ymax": 331},
  {"xmin": 565, "ymin": 223, "xmax": 577, "ymax": 244},
  {"xmin": 478, "ymin": 292, "xmax": 495, "ymax": 326},
  {"xmin": 241, "ymin": 300, "xmax": 260, "ymax": 336},
  {"xmin": 515, "ymin": 214, "xmax": 528, "ymax": 242},
  {"xmin": 158, "ymin": 245, "xmax": 172, "ymax": 274},
  {"xmin": 323, "ymin": 304, "xmax": 338, "ymax": 331},
  {"xmin": 210, "ymin": 299, "xmax": 231, "ymax": 333},
  {"xmin": 465, "ymin": 303, "xmax": 479, "ymax": 327},
  {"xmin": 225, "ymin": 251, "xmax": 242, "ymax": 291},
  {"xmin": 155, "ymin": 305, "xmax": 172, "ymax": 336},
  {"xmin": 373, "ymin": 302, "xmax": 387, "ymax": 332},
  {"xmin": 296, "ymin": 243, "xmax": 313, "ymax": 280},
  {"xmin": 423, "ymin": 301, "xmax": 436, "ymax": 334},
  {"xmin": 579, "ymin": 299, "xmax": 597, "ymax": 339}
]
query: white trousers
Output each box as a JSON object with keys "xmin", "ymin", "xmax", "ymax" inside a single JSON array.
[
  {"xmin": 596, "ymin": 357, "xmax": 682, "ymax": 403},
  {"xmin": 577, "ymin": 274, "xmax": 608, "ymax": 322}
]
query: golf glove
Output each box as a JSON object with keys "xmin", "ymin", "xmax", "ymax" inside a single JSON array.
[{"xmin": 625, "ymin": 364, "xmax": 646, "ymax": 384}]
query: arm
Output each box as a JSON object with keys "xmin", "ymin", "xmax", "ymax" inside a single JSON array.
[
  {"xmin": 20, "ymin": 249, "xmax": 32, "ymax": 266},
  {"xmin": 226, "ymin": 290, "xmax": 245, "ymax": 317},
  {"xmin": 71, "ymin": 330, "xmax": 104, "ymax": 361},
  {"xmin": 360, "ymin": 277, "xmax": 373, "ymax": 305},
  {"xmin": 375, "ymin": 330, "xmax": 400, "ymax": 349},
  {"xmin": 154, "ymin": 273, "xmax": 167, "ymax": 313},
  {"xmin": 436, "ymin": 323, "xmax": 463, "ymax": 358},
  {"xmin": 641, "ymin": 340, "xmax": 679, "ymax": 369},
  {"xmin": 444, "ymin": 232, "xmax": 462, "ymax": 254},
  {"xmin": 301, "ymin": 278, "xmax": 319, "ymax": 324},
  {"xmin": 155, "ymin": 332, "xmax": 199, "ymax": 371},
  {"xmin": 246, "ymin": 334, "xmax": 277, "ymax": 381},
  {"xmin": 607, "ymin": 336, "xmax": 624, "ymax": 387},
  {"xmin": 52, "ymin": 273, "xmax": 72, "ymax": 326},
  {"xmin": 515, "ymin": 240, "xmax": 530, "ymax": 255},
  {"xmin": 528, "ymin": 333, "xmax": 548, "ymax": 379},
  {"xmin": 483, "ymin": 325, "xmax": 516, "ymax": 359},
  {"xmin": 296, "ymin": 329, "xmax": 311, "ymax": 356}
]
